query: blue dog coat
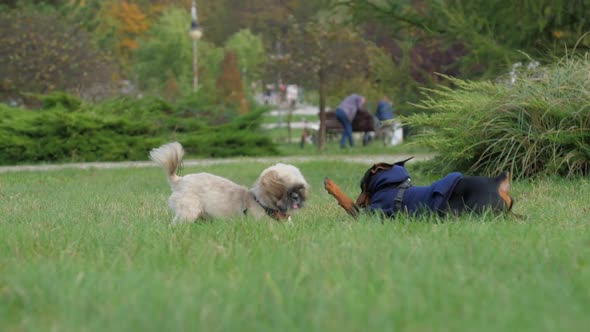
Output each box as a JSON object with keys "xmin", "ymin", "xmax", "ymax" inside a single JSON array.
[{"xmin": 367, "ymin": 165, "xmax": 463, "ymax": 217}]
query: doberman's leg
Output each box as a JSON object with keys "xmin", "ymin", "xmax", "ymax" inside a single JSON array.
[{"xmin": 324, "ymin": 178, "xmax": 360, "ymax": 218}]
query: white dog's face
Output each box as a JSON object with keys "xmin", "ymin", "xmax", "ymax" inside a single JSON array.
[{"xmin": 252, "ymin": 163, "xmax": 309, "ymax": 215}]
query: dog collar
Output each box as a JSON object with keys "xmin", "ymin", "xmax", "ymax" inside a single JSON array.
[{"xmin": 254, "ymin": 197, "xmax": 289, "ymax": 221}]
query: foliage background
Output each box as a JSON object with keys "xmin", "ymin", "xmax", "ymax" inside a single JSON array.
[
  {"xmin": 1, "ymin": 0, "xmax": 590, "ymax": 174},
  {"xmin": 0, "ymin": 93, "xmax": 277, "ymax": 165},
  {"xmin": 4, "ymin": 0, "xmax": 590, "ymax": 110}
]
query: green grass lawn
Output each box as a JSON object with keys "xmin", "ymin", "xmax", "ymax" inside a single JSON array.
[{"xmin": 1, "ymin": 161, "xmax": 589, "ymax": 332}]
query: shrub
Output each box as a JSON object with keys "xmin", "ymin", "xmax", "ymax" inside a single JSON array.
[
  {"xmin": 0, "ymin": 104, "xmax": 159, "ymax": 163},
  {"xmin": 0, "ymin": 94, "xmax": 277, "ymax": 165},
  {"xmin": 403, "ymin": 56, "xmax": 590, "ymax": 179},
  {"xmin": 88, "ymin": 95, "xmax": 202, "ymax": 135},
  {"xmin": 35, "ymin": 91, "xmax": 83, "ymax": 111},
  {"xmin": 181, "ymin": 108, "xmax": 278, "ymax": 157},
  {"xmin": 174, "ymin": 92, "xmax": 239, "ymax": 126}
]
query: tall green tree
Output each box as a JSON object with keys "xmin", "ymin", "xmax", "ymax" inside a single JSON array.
[
  {"xmin": 216, "ymin": 50, "xmax": 247, "ymax": 114},
  {"xmin": 344, "ymin": 0, "xmax": 590, "ymax": 78},
  {"xmin": 63, "ymin": 0, "xmax": 173, "ymax": 74},
  {"xmin": 184, "ymin": 0, "xmax": 334, "ymax": 46},
  {"xmin": 280, "ymin": 18, "xmax": 371, "ymax": 150},
  {"xmin": 132, "ymin": 7, "xmax": 224, "ymax": 98},
  {"xmin": 0, "ymin": 7, "xmax": 118, "ymax": 104},
  {"xmin": 325, "ymin": 0, "xmax": 590, "ymax": 115},
  {"xmin": 224, "ymin": 29, "xmax": 266, "ymax": 86}
]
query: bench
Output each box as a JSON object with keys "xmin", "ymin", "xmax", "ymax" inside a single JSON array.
[
  {"xmin": 300, "ymin": 109, "xmax": 378, "ymax": 147},
  {"xmin": 324, "ymin": 109, "xmax": 376, "ymax": 133}
]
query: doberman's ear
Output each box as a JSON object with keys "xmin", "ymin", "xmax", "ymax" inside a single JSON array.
[
  {"xmin": 370, "ymin": 163, "xmax": 393, "ymax": 174},
  {"xmin": 393, "ymin": 157, "xmax": 414, "ymax": 167},
  {"xmin": 498, "ymin": 171, "xmax": 513, "ymax": 210}
]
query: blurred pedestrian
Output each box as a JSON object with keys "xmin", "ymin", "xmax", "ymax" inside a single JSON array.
[
  {"xmin": 286, "ymin": 84, "xmax": 298, "ymax": 109},
  {"xmin": 375, "ymin": 96, "xmax": 394, "ymax": 122},
  {"xmin": 335, "ymin": 94, "xmax": 366, "ymax": 148},
  {"xmin": 374, "ymin": 96, "xmax": 400, "ymax": 146}
]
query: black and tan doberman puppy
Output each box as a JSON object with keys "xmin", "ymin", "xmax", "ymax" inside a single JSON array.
[{"xmin": 325, "ymin": 158, "xmax": 513, "ymax": 219}]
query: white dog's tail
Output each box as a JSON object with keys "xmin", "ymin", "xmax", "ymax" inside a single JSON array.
[{"xmin": 149, "ymin": 142, "xmax": 184, "ymax": 183}]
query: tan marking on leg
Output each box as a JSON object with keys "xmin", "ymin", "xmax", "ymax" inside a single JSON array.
[
  {"xmin": 324, "ymin": 178, "xmax": 359, "ymax": 218},
  {"xmin": 498, "ymin": 172, "xmax": 513, "ymax": 210}
]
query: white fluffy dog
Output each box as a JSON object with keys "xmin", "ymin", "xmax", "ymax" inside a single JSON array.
[{"xmin": 150, "ymin": 142, "xmax": 309, "ymax": 224}]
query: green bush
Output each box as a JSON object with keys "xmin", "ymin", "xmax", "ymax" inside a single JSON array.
[
  {"xmin": 35, "ymin": 91, "xmax": 83, "ymax": 111},
  {"xmin": 0, "ymin": 104, "xmax": 160, "ymax": 163},
  {"xmin": 182, "ymin": 109, "xmax": 278, "ymax": 157},
  {"xmin": 88, "ymin": 96, "xmax": 203, "ymax": 135},
  {"xmin": 403, "ymin": 56, "xmax": 590, "ymax": 179},
  {"xmin": 0, "ymin": 94, "xmax": 277, "ymax": 165}
]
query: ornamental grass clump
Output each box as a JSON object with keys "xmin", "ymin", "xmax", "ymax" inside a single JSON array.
[{"xmin": 404, "ymin": 55, "xmax": 590, "ymax": 179}]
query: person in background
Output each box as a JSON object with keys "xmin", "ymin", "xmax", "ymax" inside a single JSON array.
[
  {"xmin": 335, "ymin": 94, "xmax": 366, "ymax": 148},
  {"xmin": 374, "ymin": 96, "xmax": 397, "ymax": 145},
  {"xmin": 286, "ymin": 84, "xmax": 298, "ymax": 109},
  {"xmin": 375, "ymin": 96, "xmax": 394, "ymax": 122}
]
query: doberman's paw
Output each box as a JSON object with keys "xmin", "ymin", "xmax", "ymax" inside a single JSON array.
[
  {"xmin": 324, "ymin": 177, "xmax": 359, "ymax": 217},
  {"xmin": 324, "ymin": 177, "xmax": 338, "ymax": 196}
]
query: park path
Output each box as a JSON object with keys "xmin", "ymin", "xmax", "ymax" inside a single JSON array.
[
  {"xmin": 262, "ymin": 104, "xmax": 320, "ymax": 129},
  {"xmin": 0, "ymin": 153, "xmax": 433, "ymax": 173}
]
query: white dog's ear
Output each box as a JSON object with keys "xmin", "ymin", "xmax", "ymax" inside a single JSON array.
[{"xmin": 258, "ymin": 170, "xmax": 285, "ymax": 199}]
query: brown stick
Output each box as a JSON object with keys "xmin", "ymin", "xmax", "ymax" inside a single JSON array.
[{"xmin": 324, "ymin": 178, "xmax": 360, "ymax": 218}]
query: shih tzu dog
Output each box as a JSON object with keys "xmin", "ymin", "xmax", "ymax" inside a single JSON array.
[{"xmin": 150, "ymin": 142, "xmax": 309, "ymax": 224}]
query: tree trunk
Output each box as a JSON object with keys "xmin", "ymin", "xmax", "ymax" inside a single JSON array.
[{"xmin": 318, "ymin": 69, "xmax": 327, "ymax": 151}]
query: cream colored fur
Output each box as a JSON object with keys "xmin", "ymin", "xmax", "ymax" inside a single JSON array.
[{"xmin": 149, "ymin": 142, "xmax": 308, "ymax": 225}]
